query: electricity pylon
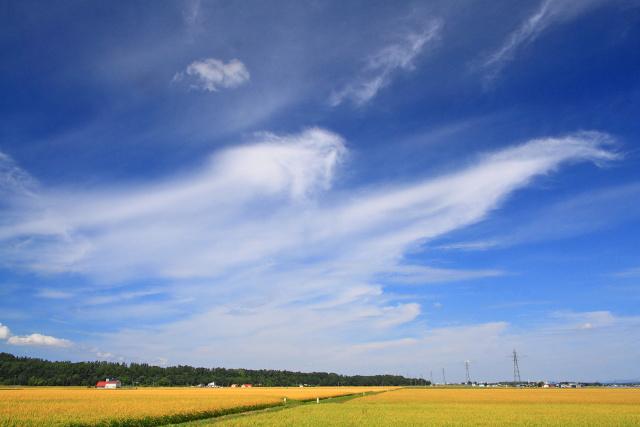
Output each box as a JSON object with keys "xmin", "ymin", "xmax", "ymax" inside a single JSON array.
[{"xmin": 513, "ymin": 349, "xmax": 521, "ymax": 388}]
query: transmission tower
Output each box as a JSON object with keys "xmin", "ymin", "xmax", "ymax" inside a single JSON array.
[
  {"xmin": 512, "ymin": 349, "xmax": 521, "ymax": 388},
  {"xmin": 465, "ymin": 360, "xmax": 471, "ymax": 385}
]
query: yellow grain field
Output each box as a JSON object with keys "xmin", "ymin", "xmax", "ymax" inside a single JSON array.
[
  {"xmin": 218, "ymin": 387, "xmax": 640, "ymax": 426},
  {"xmin": 0, "ymin": 386, "xmax": 393, "ymax": 427}
]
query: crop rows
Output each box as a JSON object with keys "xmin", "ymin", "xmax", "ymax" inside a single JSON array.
[
  {"xmin": 217, "ymin": 387, "xmax": 640, "ymax": 426},
  {"xmin": 0, "ymin": 386, "xmax": 392, "ymax": 426}
]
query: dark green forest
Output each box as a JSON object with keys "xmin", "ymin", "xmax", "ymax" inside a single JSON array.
[{"xmin": 0, "ymin": 352, "xmax": 427, "ymax": 387}]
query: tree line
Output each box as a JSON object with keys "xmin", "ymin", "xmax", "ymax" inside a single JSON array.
[{"xmin": 0, "ymin": 352, "xmax": 427, "ymax": 387}]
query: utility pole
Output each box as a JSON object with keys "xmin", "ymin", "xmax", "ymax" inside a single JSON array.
[
  {"xmin": 513, "ymin": 349, "xmax": 521, "ymax": 388},
  {"xmin": 465, "ymin": 360, "xmax": 470, "ymax": 386}
]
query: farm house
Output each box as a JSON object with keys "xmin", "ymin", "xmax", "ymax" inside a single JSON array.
[{"xmin": 96, "ymin": 378, "xmax": 121, "ymax": 388}]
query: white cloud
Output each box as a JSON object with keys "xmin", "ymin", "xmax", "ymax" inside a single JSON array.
[
  {"xmin": 36, "ymin": 289, "xmax": 75, "ymax": 299},
  {"xmin": 0, "ymin": 129, "xmax": 621, "ymax": 373},
  {"xmin": 173, "ymin": 57, "xmax": 250, "ymax": 91},
  {"xmin": 0, "ymin": 151, "xmax": 38, "ymax": 199},
  {"xmin": 378, "ymin": 265, "xmax": 504, "ymax": 284},
  {"xmin": 613, "ymin": 267, "xmax": 640, "ymax": 277},
  {"xmin": 352, "ymin": 338, "xmax": 419, "ymax": 352},
  {"xmin": 482, "ymin": 0, "xmax": 609, "ymax": 79},
  {"xmin": 0, "ymin": 129, "xmax": 617, "ymax": 285},
  {"xmin": 487, "ymin": 301, "xmax": 551, "ymax": 309},
  {"xmin": 444, "ymin": 181, "xmax": 640, "ymax": 252},
  {"xmin": 5, "ymin": 331, "xmax": 73, "ymax": 348},
  {"xmin": 182, "ymin": 0, "xmax": 201, "ymax": 36},
  {"xmin": 551, "ymin": 310, "xmax": 617, "ymax": 330},
  {"xmin": 330, "ymin": 20, "xmax": 441, "ymax": 106},
  {"xmin": 0, "ymin": 322, "xmax": 11, "ymax": 339},
  {"xmin": 0, "ymin": 323, "xmax": 73, "ymax": 347},
  {"xmin": 96, "ymin": 351, "xmax": 113, "ymax": 358}
]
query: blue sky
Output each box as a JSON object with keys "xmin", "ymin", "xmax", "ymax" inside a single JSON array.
[{"xmin": 1, "ymin": 0, "xmax": 639, "ymax": 383}]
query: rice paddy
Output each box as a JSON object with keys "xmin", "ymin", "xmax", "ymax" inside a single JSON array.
[
  {"xmin": 0, "ymin": 386, "xmax": 394, "ymax": 426},
  {"xmin": 1, "ymin": 386, "xmax": 638, "ymax": 426},
  {"xmin": 214, "ymin": 387, "xmax": 640, "ymax": 426}
]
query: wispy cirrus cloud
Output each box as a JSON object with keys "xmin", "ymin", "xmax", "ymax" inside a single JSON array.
[
  {"xmin": 376, "ymin": 265, "xmax": 503, "ymax": 285},
  {"xmin": 173, "ymin": 57, "xmax": 250, "ymax": 91},
  {"xmin": 0, "ymin": 129, "xmax": 619, "ymax": 368},
  {"xmin": 0, "ymin": 152, "xmax": 38, "ymax": 199},
  {"xmin": 181, "ymin": 0, "xmax": 201, "ymax": 39},
  {"xmin": 613, "ymin": 267, "xmax": 640, "ymax": 277},
  {"xmin": 330, "ymin": 19, "xmax": 441, "ymax": 106},
  {"xmin": 481, "ymin": 0, "xmax": 609, "ymax": 80},
  {"xmin": 438, "ymin": 180, "xmax": 639, "ymax": 253}
]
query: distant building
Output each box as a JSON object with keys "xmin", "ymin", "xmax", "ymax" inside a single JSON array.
[
  {"xmin": 96, "ymin": 378, "xmax": 121, "ymax": 388},
  {"xmin": 241, "ymin": 384, "xmax": 252, "ymax": 387}
]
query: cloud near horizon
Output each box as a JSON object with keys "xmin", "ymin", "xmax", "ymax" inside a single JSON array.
[
  {"xmin": 0, "ymin": 323, "xmax": 73, "ymax": 348},
  {"xmin": 0, "ymin": 128, "xmax": 620, "ymax": 368}
]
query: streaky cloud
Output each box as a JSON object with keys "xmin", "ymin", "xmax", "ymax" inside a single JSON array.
[
  {"xmin": 0, "ymin": 129, "xmax": 620, "ymax": 368},
  {"xmin": 0, "ymin": 151, "xmax": 39, "ymax": 199},
  {"xmin": 330, "ymin": 19, "xmax": 441, "ymax": 107},
  {"xmin": 481, "ymin": 0, "xmax": 610, "ymax": 80},
  {"xmin": 0, "ymin": 130, "xmax": 617, "ymax": 283}
]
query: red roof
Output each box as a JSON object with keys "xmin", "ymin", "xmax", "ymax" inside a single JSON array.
[{"xmin": 96, "ymin": 381, "xmax": 107, "ymax": 387}]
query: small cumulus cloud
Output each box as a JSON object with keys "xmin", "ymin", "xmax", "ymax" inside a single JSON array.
[
  {"xmin": 96, "ymin": 351, "xmax": 113, "ymax": 358},
  {"xmin": 173, "ymin": 58, "xmax": 250, "ymax": 92},
  {"xmin": 578, "ymin": 322, "xmax": 593, "ymax": 330},
  {"xmin": 433, "ymin": 302, "xmax": 442, "ymax": 308},
  {"xmin": 0, "ymin": 323, "xmax": 11, "ymax": 339},
  {"xmin": 7, "ymin": 333, "xmax": 73, "ymax": 348},
  {"xmin": 0, "ymin": 322, "xmax": 73, "ymax": 347}
]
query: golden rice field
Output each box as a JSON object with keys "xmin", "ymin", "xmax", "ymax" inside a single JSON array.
[
  {"xmin": 0, "ymin": 386, "xmax": 394, "ymax": 427},
  {"xmin": 215, "ymin": 387, "xmax": 640, "ymax": 426}
]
